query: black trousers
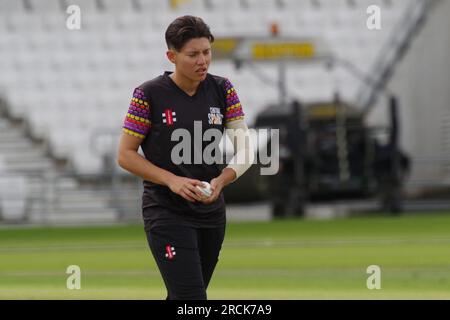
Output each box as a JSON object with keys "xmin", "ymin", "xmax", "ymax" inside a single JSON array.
[{"xmin": 145, "ymin": 224, "xmax": 226, "ymax": 300}]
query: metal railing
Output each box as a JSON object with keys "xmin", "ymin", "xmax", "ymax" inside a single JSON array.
[{"xmin": 357, "ymin": 0, "xmax": 441, "ymax": 113}]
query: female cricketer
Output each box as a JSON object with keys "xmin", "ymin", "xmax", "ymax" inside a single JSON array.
[{"xmin": 117, "ymin": 15, "xmax": 253, "ymax": 300}]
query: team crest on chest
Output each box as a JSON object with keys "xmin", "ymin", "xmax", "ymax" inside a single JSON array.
[
  {"xmin": 208, "ymin": 107, "xmax": 223, "ymax": 125},
  {"xmin": 162, "ymin": 109, "xmax": 177, "ymax": 125}
]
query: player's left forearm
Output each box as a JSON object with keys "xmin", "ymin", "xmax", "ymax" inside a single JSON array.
[
  {"xmin": 216, "ymin": 167, "xmax": 237, "ymax": 188},
  {"xmin": 224, "ymin": 119, "xmax": 255, "ymax": 182}
]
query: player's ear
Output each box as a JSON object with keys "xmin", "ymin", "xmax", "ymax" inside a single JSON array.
[{"xmin": 166, "ymin": 50, "xmax": 176, "ymax": 64}]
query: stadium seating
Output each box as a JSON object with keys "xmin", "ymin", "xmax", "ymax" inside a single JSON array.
[
  {"xmin": 0, "ymin": 174, "xmax": 27, "ymax": 220},
  {"xmin": 0, "ymin": 0, "xmax": 410, "ymax": 175}
]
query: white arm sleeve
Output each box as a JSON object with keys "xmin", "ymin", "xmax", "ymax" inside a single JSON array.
[{"xmin": 224, "ymin": 119, "xmax": 255, "ymax": 182}]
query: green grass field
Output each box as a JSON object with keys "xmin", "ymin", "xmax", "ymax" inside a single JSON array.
[{"xmin": 1, "ymin": 212, "xmax": 450, "ymax": 299}]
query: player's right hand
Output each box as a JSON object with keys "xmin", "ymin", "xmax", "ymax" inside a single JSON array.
[{"xmin": 167, "ymin": 176, "xmax": 206, "ymax": 203}]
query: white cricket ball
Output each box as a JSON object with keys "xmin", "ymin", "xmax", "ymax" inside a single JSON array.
[{"xmin": 196, "ymin": 181, "xmax": 212, "ymax": 198}]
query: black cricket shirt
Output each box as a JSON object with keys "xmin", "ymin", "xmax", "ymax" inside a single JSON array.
[{"xmin": 122, "ymin": 71, "xmax": 245, "ymax": 228}]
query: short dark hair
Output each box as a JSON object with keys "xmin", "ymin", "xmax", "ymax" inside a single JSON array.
[{"xmin": 165, "ymin": 15, "xmax": 214, "ymax": 51}]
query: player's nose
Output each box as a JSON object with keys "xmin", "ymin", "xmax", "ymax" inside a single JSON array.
[{"xmin": 197, "ymin": 53, "xmax": 207, "ymax": 66}]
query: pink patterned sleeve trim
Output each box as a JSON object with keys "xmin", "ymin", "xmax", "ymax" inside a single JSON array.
[
  {"xmin": 224, "ymin": 79, "xmax": 245, "ymax": 123},
  {"xmin": 122, "ymin": 88, "xmax": 151, "ymax": 139}
]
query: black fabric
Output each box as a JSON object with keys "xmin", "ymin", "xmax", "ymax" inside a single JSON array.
[
  {"xmin": 142, "ymin": 204, "xmax": 226, "ymax": 231},
  {"xmin": 138, "ymin": 72, "xmax": 228, "ymax": 228},
  {"xmin": 145, "ymin": 224, "xmax": 226, "ymax": 300}
]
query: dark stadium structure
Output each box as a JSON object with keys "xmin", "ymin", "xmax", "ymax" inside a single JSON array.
[{"xmin": 225, "ymin": 95, "xmax": 411, "ymax": 217}]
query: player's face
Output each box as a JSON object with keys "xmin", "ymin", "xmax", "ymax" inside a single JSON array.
[{"xmin": 169, "ymin": 37, "xmax": 211, "ymax": 82}]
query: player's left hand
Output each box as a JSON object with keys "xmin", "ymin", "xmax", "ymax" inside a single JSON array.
[{"xmin": 199, "ymin": 177, "xmax": 223, "ymax": 204}]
